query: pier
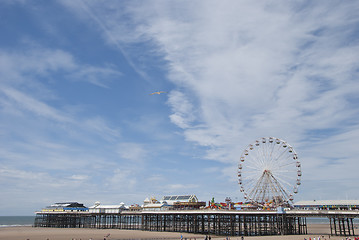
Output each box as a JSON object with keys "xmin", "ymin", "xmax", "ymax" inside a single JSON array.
[
  {"xmin": 34, "ymin": 209, "xmax": 359, "ymax": 236},
  {"xmin": 35, "ymin": 210, "xmax": 306, "ymax": 236}
]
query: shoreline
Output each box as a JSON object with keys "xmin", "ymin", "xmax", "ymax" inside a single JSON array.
[{"xmin": 0, "ymin": 225, "xmax": 356, "ymax": 240}]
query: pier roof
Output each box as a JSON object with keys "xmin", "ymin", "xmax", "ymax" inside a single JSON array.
[
  {"xmin": 161, "ymin": 195, "xmax": 198, "ymax": 204},
  {"xmin": 89, "ymin": 202, "xmax": 126, "ymax": 209},
  {"xmin": 294, "ymin": 200, "xmax": 359, "ymax": 206},
  {"xmin": 49, "ymin": 202, "xmax": 86, "ymax": 208}
]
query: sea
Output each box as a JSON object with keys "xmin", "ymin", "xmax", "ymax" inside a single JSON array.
[{"xmin": 0, "ymin": 216, "xmax": 36, "ymax": 227}]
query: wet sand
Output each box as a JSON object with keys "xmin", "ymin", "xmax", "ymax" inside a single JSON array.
[{"xmin": 0, "ymin": 224, "xmax": 354, "ymax": 240}]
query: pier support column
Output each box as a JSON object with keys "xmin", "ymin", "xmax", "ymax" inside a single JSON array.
[{"xmin": 329, "ymin": 216, "xmax": 355, "ymax": 236}]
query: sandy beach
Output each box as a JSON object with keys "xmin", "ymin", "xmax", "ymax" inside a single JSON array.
[{"xmin": 0, "ymin": 225, "xmax": 355, "ymax": 240}]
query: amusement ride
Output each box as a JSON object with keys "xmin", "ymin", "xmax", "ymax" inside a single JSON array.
[{"xmin": 238, "ymin": 137, "xmax": 301, "ymax": 208}]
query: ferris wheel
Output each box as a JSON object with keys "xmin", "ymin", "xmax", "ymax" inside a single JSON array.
[{"xmin": 238, "ymin": 137, "xmax": 301, "ymax": 207}]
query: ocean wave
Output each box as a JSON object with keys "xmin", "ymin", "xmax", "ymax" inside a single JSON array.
[{"xmin": 0, "ymin": 224, "xmax": 32, "ymax": 227}]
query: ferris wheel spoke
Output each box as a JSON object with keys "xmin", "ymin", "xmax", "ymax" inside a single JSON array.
[
  {"xmin": 270, "ymin": 154, "xmax": 292, "ymax": 172},
  {"xmin": 242, "ymin": 173, "xmax": 262, "ymax": 180},
  {"xmin": 271, "ymin": 170, "xmax": 296, "ymax": 179},
  {"xmin": 270, "ymin": 176, "xmax": 296, "ymax": 185},
  {"xmin": 275, "ymin": 154, "xmax": 293, "ymax": 166},
  {"xmin": 272, "ymin": 169, "xmax": 297, "ymax": 175},
  {"xmin": 272, "ymin": 161, "xmax": 296, "ymax": 170},
  {"xmin": 258, "ymin": 143, "xmax": 268, "ymax": 162},
  {"xmin": 268, "ymin": 144, "xmax": 276, "ymax": 165},
  {"xmin": 244, "ymin": 169, "xmax": 263, "ymax": 175},
  {"xmin": 242, "ymin": 175, "xmax": 262, "ymax": 182},
  {"xmin": 266, "ymin": 141, "xmax": 276, "ymax": 164},
  {"xmin": 248, "ymin": 148, "xmax": 263, "ymax": 165},
  {"xmin": 246, "ymin": 154, "xmax": 264, "ymax": 170},
  {"xmin": 245, "ymin": 165, "xmax": 264, "ymax": 172},
  {"xmin": 272, "ymin": 148, "xmax": 289, "ymax": 165},
  {"xmin": 267, "ymin": 149, "xmax": 285, "ymax": 169}
]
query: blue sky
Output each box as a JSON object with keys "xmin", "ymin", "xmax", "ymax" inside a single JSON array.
[{"xmin": 0, "ymin": 0, "xmax": 359, "ymax": 215}]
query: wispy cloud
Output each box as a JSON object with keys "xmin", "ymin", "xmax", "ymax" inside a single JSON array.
[
  {"xmin": 69, "ymin": 1, "xmax": 359, "ymax": 200},
  {"xmin": 0, "ymin": 47, "xmax": 121, "ymax": 88},
  {"xmin": 59, "ymin": 0, "xmax": 153, "ymax": 83},
  {"xmin": 0, "ymin": 46, "xmax": 125, "ymax": 212},
  {"xmin": 69, "ymin": 65, "xmax": 122, "ymax": 88},
  {"xmin": 1, "ymin": 87, "xmax": 72, "ymax": 122}
]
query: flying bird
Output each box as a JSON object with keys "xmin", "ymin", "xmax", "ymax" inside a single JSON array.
[{"xmin": 150, "ymin": 91, "xmax": 166, "ymax": 95}]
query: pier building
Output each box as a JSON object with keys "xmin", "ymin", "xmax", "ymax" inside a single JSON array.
[
  {"xmin": 40, "ymin": 202, "xmax": 88, "ymax": 213},
  {"xmin": 162, "ymin": 195, "xmax": 206, "ymax": 209},
  {"xmin": 294, "ymin": 200, "xmax": 359, "ymax": 210},
  {"xmin": 142, "ymin": 197, "xmax": 170, "ymax": 211},
  {"xmin": 89, "ymin": 201, "xmax": 128, "ymax": 214},
  {"xmin": 142, "ymin": 195, "xmax": 206, "ymax": 211}
]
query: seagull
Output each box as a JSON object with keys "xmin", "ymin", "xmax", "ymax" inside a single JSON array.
[{"xmin": 150, "ymin": 91, "xmax": 166, "ymax": 95}]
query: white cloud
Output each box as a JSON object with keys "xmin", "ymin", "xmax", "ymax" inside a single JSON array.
[
  {"xmin": 83, "ymin": 117, "xmax": 121, "ymax": 141},
  {"xmin": 69, "ymin": 174, "xmax": 89, "ymax": 181},
  {"xmin": 162, "ymin": 183, "xmax": 199, "ymax": 194},
  {"xmin": 167, "ymin": 90, "xmax": 195, "ymax": 129},
  {"xmin": 0, "ymin": 48, "xmax": 75, "ymax": 85},
  {"xmin": 107, "ymin": 168, "xmax": 137, "ymax": 190},
  {"xmin": 116, "ymin": 142, "xmax": 147, "ymax": 163},
  {"xmin": 146, "ymin": 174, "xmax": 165, "ymax": 182},
  {"xmin": 0, "ymin": 167, "xmax": 47, "ymax": 181}
]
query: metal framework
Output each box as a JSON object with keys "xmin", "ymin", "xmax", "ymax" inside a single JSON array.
[
  {"xmin": 34, "ymin": 211, "xmax": 306, "ymax": 236},
  {"xmin": 34, "ymin": 212, "xmax": 142, "ymax": 229},
  {"xmin": 141, "ymin": 213, "xmax": 306, "ymax": 236}
]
